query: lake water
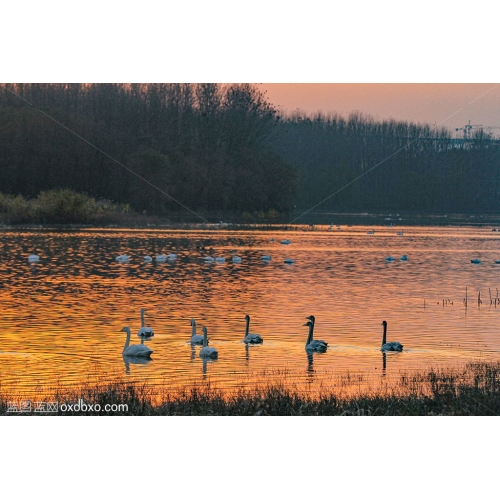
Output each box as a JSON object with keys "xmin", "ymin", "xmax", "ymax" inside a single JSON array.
[{"xmin": 1, "ymin": 225, "xmax": 500, "ymax": 399}]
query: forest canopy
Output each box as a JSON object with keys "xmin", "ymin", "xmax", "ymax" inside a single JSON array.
[{"xmin": 1, "ymin": 83, "xmax": 499, "ymax": 220}]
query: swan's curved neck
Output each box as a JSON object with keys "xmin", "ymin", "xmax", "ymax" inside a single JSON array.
[
  {"xmin": 191, "ymin": 320, "xmax": 197, "ymax": 337},
  {"xmin": 382, "ymin": 323, "xmax": 387, "ymax": 346},
  {"xmin": 245, "ymin": 317, "xmax": 250, "ymax": 338},
  {"xmin": 306, "ymin": 322, "xmax": 314, "ymax": 345},
  {"xmin": 141, "ymin": 309, "xmax": 145, "ymax": 328},
  {"xmin": 123, "ymin": 327, "xmax": 131, "ymax": 353},
  {"xmin": 203, "ymin": 328, "xmax": 208, "ymax": 348}
]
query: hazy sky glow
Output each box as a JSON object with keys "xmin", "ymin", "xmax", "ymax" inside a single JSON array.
[{"xmin": 259, "ymin": 84, "xmax": 500, "ymax": 134}]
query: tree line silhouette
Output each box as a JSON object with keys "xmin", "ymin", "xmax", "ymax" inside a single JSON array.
[{"xmin": 1, "ymin": 83, "xmax": 499, "ymax": 219}]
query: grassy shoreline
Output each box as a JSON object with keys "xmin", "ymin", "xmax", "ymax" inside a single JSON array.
[{"xmin": 2, "ymin": 361, "xmax": 500, "ymax": 416}]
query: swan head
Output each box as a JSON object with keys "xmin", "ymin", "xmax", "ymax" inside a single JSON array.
[
  {"xmin": 190, "ymin": 318, "xmax": 196, "ymax": 325},
  {"xmin": 202, "ymin": 326, "xmax": 208, "ymax": 335},
  {"xmin": 306, "ymin": 315, "xmax": 315, "ymax": 324},
  {"xmin": 302, "ymin": 321, "xmax": 313, "ymax": 327},
  {"xmin": 245, "ymin": 314, "xmax": 250, "ymax": 322},
  {"xmin": 121, "ymin": 327, "xmax": 131, "ymax": 334},
  {"xmin": 381, "ymin": 320, "xmax": 387, "ymax": 327}
]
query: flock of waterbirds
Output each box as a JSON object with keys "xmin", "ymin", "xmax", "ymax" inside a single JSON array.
[{"xmin": 120, "ymin": 309, "xmax": 403, "ymax": 366}]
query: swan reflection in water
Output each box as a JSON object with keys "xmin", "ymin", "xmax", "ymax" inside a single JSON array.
[
  {"xmin": 122, "ymin": 355, "xmax": 152, "ymax": 374},
  {"xmin": 201, "ymin": 357, "xmax": 218, "ymax": 380},
  {"xmin": 307, "ymin": 351, "xmax": 315, "ymax": 375},
  {"xmin": 382, "ymin": 351, "xmax": 387, "ymax": 376}
]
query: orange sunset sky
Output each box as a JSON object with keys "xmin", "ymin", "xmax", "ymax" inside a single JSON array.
[{"xmin": 259, "ymin": 84, "xmax": 500, "ymax": 134}]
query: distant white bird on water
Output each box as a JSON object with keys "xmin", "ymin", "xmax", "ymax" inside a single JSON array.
[
  {"xmin": 215, "ymin": 256, "xmax": 225, "ymax": 263},
  {"xmin": 262, "ymin": 255, "xmax": 272, "ymax": 261},
  {"xmin": 232, "ymin": 256, "xmax": 242, "ymax": 263},
  {"xmin": 28, "ymin": 254, "xmax": 40, "ymax": 262},
  {"xmin": 385, "ymin": 256, "xmax": 395, "ymax": 261},
  {"xmin": 243, "ymin": 315, "xmax": 263, "ymax": 344},
  {"xmin": 121, "ymin": 327, "xmax": 153, "ymax": 357},
  {"xmin": 189, "ymin": 318, "xmax": 205, "ymax": 345},
  {"xmin": 380, "ymin": 320, "xmax": 403, "ymax": 352},
  {"xmin": 137, "ymin": 308, "xmax": 154, "ymax": 338},
  {"xmin": 471, "ymin": 258, "xmax": 482, "ymax": 264},
  {"xmin": 144, "ymin": 255, "xmax": 153, "ymax": 262},
  {"xmin": 202, "ymin": 256, "xmax": 215, "ymax": 263},
  {"xmin": 280, "ymin": 239, "xmax": 291, "ymax": 245},
  {"xmin": 167, "ymin": 253, "xmax": 177, "ymax": 260},
  {"xmin": 116, "ymin": 255, "xmax": 130, "ymax": 262},
  {"xmin": 284, "ymin": 258, "xmax": 295, "ymax": 264},
  {"xmin": 156, "ymin": 254, "xmax": 167, "ymax": 262},
  {"xmin": 199, "ymin": 327, "xmax": 218, "ymax": 359}
]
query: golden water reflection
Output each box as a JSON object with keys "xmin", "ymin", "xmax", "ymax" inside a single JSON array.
[{"xmin": 1, "ymin": 226, "xmax": 500, "ymax": 400}]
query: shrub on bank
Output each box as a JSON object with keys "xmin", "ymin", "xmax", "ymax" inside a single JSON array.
[{"xmin": 0, "ymin": 189, "xmax": 131, "ymax": 224}]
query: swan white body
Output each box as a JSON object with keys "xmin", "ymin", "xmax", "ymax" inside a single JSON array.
[
  {"xmin": 137, "ymin": 308, "xmax": 154, "ymax": 338},
  {"xmin": 190, "ymin": 318, "xmax": 205, "ymax": 345},
  {"xmin": 202, "ymin": 256, "xmax": 215, "ymax": 263},
  {"xmin": 385, "ymin": 256, "xmax": 395, "ymax": 261},
  {"xmin": 284, "ymin": 258, "xmax": 295, "ymax": 264},
  {"xmin": 199, "ymin": 327, "xmax": 218, "ymax": 359},
  {"xmin": 122, "ymin": 327, "xmax": 153, "ymax": 357},
  {"xmin": 28, "ymin": 254, "xmax": 40, "ymax": 262},
  {"xmin": 156, "ymin": 254, "xmax": 167, "ymax": 262},
  {"xmin": 215, "ymin": 257, "xmax": 225, "ymax": 263},
  {"xmin": 243, "ymin": 315, "xmax": 263, "ymax": 344},
  {"xmin": 232, "ymin": 256, "xmax": 242, "ymax": 263},
  {"xmin": 304, "ymin": 316, "xmax": 327, "ymax": 352},
  {"xmin": 471, "ymin": 258, "xmax": 482, "ymax": 264},
  {"xmin": 116, "ymin": 255, "xmax": 130, "ymax": 262},
  {"xmin": 380, "ymin": 320, "xmax": 403, "ymax": 351},
  {"xmin": 400, "ymin": 255, "xmax": 408, "ymax": 261},
  {"xmin": 261, "ymin": 255, "xmax": 272, "ymax": 261},
  {"xmin": 144, "ymin": 255, "xmax": 153, "ymax": 262},
  {"xmin": 280, "ymin": 239, "xmax": 291, "ymax": 245},
  {"xmin": 167, "ymin": 253, "xmax": 177, "ymax": 260}
]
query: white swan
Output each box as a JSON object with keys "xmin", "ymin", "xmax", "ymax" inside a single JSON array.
[
  {"xmin": 28, "ymin": 254, "xmax": 40, "ymax": 262},
  {"xmin": 385, "ymin": 256, "xmax": 395, "ymax": 261},
  {"xmin": 471, "ymin": 258, "xmax": 482, "ymax": 264},
  {"xmin": 280, "ymin": 239, "xmax": 291, "ymax": 245},
  {"xmin": 261, "ymin": 255, "xmax": 272, "ymax": 261},
  {"xmin": 137, "ymin": 308, "xmax": 154, "ymax": 338},
  {"xmin": 190, "ymin": 318, "xmax": 205, "ymax": 345},
  {"xmin": 121, "ymin": 327, "xmax": 153, "ymax": 357},
  {"xmin": 167, "ymin": 253, "xmax": 177, "ymax": 260},
  {"xmin": 144, "ymin": 255, "xmax": 153, "ymax": 262},
  {"xmin": 400, "ymin": 255, "xmax": 408, "ymax": 261},
  {"xmin": 199, "ymin": 327, "xmax": 218, "ymax": 359},
  {"xmin": 202, "ymin": 256, "xmax": 215, "ymax": 263},
  {"xmin": 156, "ymin": 254, "xmax": 167, "ymax": 262},
  {"xmin": 215, "ymin": 257, "xmax": 225, "ymax": 263},
  {"xmin": 380, "ymin": 320, "xmax": 403, "ymax": 351},
  {"xmin": 303, "ymin": 315, "xmax": 327, "ymax": 352},
  {"xmin": 284, "ymin": 258, "xmax": 295, "ymax": 264},
  {"xmin": 243, "ymin": 315, "xmax": 263, "ymax": 344},
  {"xmin": 116, "ymin": 255, "xmax": 130, "ymax": 262},
  {"xmin": 232, "ymin": 256, "xmax": 242, "ymax": 263}
]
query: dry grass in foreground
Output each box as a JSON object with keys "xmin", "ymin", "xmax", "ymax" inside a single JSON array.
[{"xmin": 2, "ymin": 361, "xmax": 500, "ymax": 416}]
